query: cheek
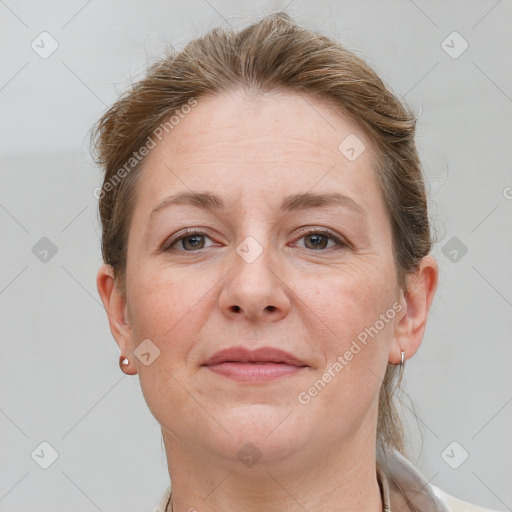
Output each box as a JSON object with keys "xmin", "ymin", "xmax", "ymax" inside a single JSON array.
[
  {"xmin": 297, "ymin": 274, "xmax": 392, "ymax": 435},
  {"xmin": 296, "ymin": 265, "xmax": 395, "ymax": 414},
  {"xmin": 303, "ymin": 262, "xmax": 396, "ymax": 346},
  {"xmin": 127, "ymin": 269, "xmax": 212, "ymax": 430},
  {"xmin": 128, "ymin": 266, "xmax": 206, "ymax": 336}
]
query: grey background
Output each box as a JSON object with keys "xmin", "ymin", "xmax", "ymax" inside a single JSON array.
[{"xmin": 1, "ymin": 0, "xmax": 511, "ymax": 511}]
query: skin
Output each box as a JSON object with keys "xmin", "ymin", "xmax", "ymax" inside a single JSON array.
[{"xmin": 97, "ymin": 89, "xmax": 438, "ymax": 512}]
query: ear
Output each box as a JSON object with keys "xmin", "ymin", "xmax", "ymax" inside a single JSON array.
[
  {"xmin": 390, "ymin": 255, "xmax": 439, "ymax": 364},
  {"xmin": 96, "ymin": 264, "xmax": 137, "ymax": 375}
]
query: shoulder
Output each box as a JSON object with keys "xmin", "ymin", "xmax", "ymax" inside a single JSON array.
[{"xmin": 430, "ymin": 484, "xmax": 500, "ymax": 512}]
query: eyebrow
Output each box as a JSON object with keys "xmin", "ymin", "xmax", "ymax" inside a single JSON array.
[{"xmin": 150, "ymin": 191, "xmax": 367, "ymax": 217}]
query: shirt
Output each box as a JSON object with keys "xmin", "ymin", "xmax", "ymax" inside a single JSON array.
[
  {"xmin": 153, "ymin": 447, "xmax": 499, "ymax": 512},
  {"xmin": 375, "ymin": 447, "xmax": 499, "ymax": 511}
]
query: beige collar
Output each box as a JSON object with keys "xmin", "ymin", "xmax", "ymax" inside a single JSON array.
[{"xmin": 377, "ymin": 461, "xmax": 393, "ymax": 511}]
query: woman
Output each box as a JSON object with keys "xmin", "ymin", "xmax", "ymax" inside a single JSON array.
[{"xmin": 93, "ymin": 12, "xmax": 499, "ymax": 512}]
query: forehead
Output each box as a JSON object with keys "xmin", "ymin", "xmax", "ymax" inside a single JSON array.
[
  {"xmin": 134, "ymin": 90, "xmax": 386, "ymax": 218},
  {"xmin": 151, "ymin": 91, "xmax": 370, "ymax": 161}
]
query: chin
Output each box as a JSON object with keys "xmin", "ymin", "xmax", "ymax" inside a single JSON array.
[{"xmin": 206, "ymin": 405, "xmax": 312, "ymax": 465}]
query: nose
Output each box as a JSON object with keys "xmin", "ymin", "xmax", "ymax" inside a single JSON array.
[{"xmin": 218, "ymin": 238, "xmax": 291, "ymax": 323}]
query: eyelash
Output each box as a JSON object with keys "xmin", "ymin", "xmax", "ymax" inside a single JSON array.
[{"xmin": 163, "ymin": 228, "xmax": 348, "ymax": 252}]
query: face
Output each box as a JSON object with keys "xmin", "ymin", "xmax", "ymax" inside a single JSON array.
[{"xmin": 100, "ymin": 90, "xmax": 427, "ymax": 471}]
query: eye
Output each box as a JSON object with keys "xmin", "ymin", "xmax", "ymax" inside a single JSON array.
[
  {"xmin": 164, "ymin": 229, "xmax": 215, "ymax": 251},
  {"xmin": 294, "ymin": 229, "xmax": 347, "ymax": 251},
  {"xmin": 163, "ymin": 228, "xmax": 348, "ymax": 253}
]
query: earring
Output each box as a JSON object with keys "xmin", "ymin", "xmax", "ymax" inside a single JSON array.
[
  {"xmin": 119, "ymin": 355, "xmax": 129, "ymax": 370},
  {"xmin": 397, "ymin": 349, "xmax": 406, "ymax": 386}
]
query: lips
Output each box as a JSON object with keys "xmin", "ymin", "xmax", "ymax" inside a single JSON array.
[
  {"xmin": 202, "ymin": 346, "xmax": 308, "ymax": 367},
  {"xmin": 201, "ymin": 346, "xmax": 308, "ymax": 383}
]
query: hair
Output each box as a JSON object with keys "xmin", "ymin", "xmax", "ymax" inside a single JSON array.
[{"xmin": 91, "ymin": 12, "xmax": 436, "ymax": 460}]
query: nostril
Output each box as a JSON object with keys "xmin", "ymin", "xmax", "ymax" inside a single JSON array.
[{"xmin": 230, "ymin": 305, "xmax": 276, "ymax": 313}]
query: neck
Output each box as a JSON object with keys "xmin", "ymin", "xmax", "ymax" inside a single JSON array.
[{"xmin": 162, "ymin": 429, "xmax": 383, "ymax": 512}]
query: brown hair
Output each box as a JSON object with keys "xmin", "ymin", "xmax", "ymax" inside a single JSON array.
[{"xmin": 91, "ymin": 12, "xmax": 435, "ymax": 458}]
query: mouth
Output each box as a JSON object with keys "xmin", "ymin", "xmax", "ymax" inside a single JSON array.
[{"xmin": 201, "ymin": 346, "xmax": 308, "ymax": 383}]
